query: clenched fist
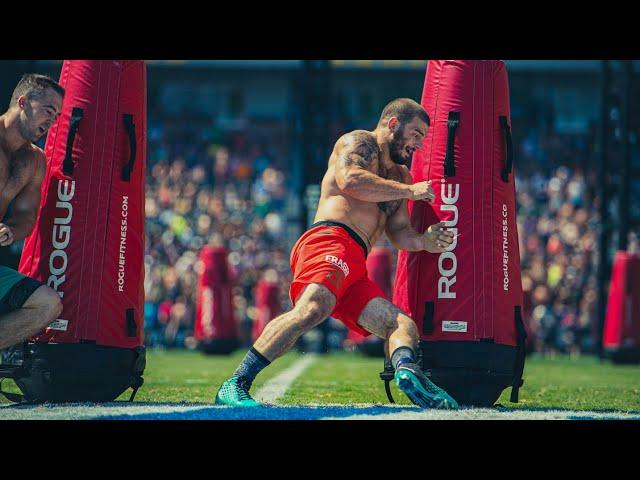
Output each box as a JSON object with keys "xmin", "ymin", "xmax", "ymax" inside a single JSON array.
[
  {"xmin": 422, "ymin": 222, "xmax": 455, "ymax": 253},
  {"xmin": 407, "ymin": 180, "xmax": 435, "ymax": 202},
  {"xmin": 0, "ymin": 223, "xmax": 14, "ymax": 247}
]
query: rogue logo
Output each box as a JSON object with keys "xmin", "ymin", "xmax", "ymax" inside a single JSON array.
[
  {"xmin": 48, "ymin": 179, "xmax": 75, "ymax": 299},
  {"xmin": 118, "ymin": 196, "xmax": 129, "ymax": 292},
  {"xmin": 325, "ymin": 255, "xmax": 349, "ymax": 276},
  {"xmin": 438, "ymin": 179, "xmax": 459, "ymax": 299}
]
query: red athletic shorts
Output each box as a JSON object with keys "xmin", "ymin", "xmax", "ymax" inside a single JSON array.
[{"xmin": 289, "ymin": 221, "xmax": 384, "ymax": 337}]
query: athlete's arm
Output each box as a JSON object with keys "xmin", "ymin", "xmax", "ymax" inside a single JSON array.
[
  {"xmin": 3, "ymin": 148, "xmax": 45, "ymax": 244},
  {"xmin": 385, "ymin": 171, "xmax": 454, "ymax": 253},
  {"xmin": 334, "ymin": 132, "xmax": 432, "ymax": 202}
]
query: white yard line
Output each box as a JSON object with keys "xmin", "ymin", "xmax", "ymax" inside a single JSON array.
[
  {"xmin": 1, "ymin": 401, "xmax": 639, "ymax": 420},
  {"xmin": 254, "ymin": 354, "xmax": 318, "ymax": 404},
  {"xmin": 322, "ymin": 408, "xmax": 640, "ymax": 420}
]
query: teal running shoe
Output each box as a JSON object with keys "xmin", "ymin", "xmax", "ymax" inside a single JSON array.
[
  {"xmin": 214, "ymin": 377, "xmax": 262, "ymax": 407},
  {"xmin": 395, "ymin": 363, "xmax": 459, "ymax": 410}
]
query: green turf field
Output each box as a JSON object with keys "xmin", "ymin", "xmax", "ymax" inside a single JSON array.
[
  {"xmin": 2, "ymin": 349, "xmax": 638, "ymax": 412},
  {"xmin": 283, "ymin": 352, "xmax": 640, "ymax": 411}
]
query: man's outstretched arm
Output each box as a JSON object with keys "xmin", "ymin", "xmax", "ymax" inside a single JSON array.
[{"xmin": 385, "ymin": 191, "xmax": 454, "ymax": 253}]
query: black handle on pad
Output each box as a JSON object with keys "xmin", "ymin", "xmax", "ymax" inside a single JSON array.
[
  {"xmin": 62, "ymin": 107, "xmax": 84, "ymax": 176},
  {"xmin": 121, "ymin": 114, "xmax": 137, "ymax": 181}
]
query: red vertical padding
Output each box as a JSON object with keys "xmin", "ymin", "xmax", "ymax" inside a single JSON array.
[
  {"xmin": 252, "ymin": 279, "xmax": 282, "ymax": 342},
  {"xmin": 366, "ymin": 247, "xmax": 392, "ymax": 301},
  {"xmin": 603, "ymin": 252, "xmax": 640, "ymax": 350},
  {"xmin": 194, "ymin": 246, "xmax": 237, "ymax": 343},
  {"xmin": 393, "ymin": 60, "xmax": 523, "ymax": 347},
  {"xmin": 348, "ymin": 246, "xmax": 392, "ymax": 343},
  {"xmin": 19, "ymin": 60, "xmax": 146, "ymax": 349}
]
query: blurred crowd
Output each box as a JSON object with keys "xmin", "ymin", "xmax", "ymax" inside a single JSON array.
[
  {"xmin": 516, "ymin": 166, "xmax": 599, "ymax": 355},
  {"xmin": 143, "ymin": 115, "xmax": 293, "ymax": 348},
  {"xmin": 142, "ymin": 111, "xmax": 630, "ymax": 357},
  {"xmin": 514, "ymin": 121, "xmax": 635, "ymax": 356}
]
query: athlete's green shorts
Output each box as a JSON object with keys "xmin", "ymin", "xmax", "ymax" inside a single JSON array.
[{"xmin": 0, "ymin": 266, "xmax": 45, "ymax": 316}]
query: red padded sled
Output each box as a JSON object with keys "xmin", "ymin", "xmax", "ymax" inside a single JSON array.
[
  {"xmin": 390, "ymin": 61, "xmax": 526, "ymax": 406},
  {"xmin": 5, "ymin": 60, "xmax": 147, "ymax": 403},
  {"xmin": 603, "ymin": 251, "xmax": 640, "ymax": 363},
  {"xmin": 194, "ymin": 246, "xmax": 238, "ymax": 354}
]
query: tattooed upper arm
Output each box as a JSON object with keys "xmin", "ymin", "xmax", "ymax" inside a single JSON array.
[
  {"xmin": 335, "ymin": 131, "xmax": 379, "ymax": 189},
  {"xmin": 342, "ymin": 132, "xmax": 378, "ymax": 170}
]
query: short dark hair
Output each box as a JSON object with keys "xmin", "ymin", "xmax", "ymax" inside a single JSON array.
[
  {"xmin": 378, "ymin": 98, "xmax": 429, "ymax": 128},
  {"xmin": 10, "ymin": 73, "xmax": 65, "ymax": 107}
]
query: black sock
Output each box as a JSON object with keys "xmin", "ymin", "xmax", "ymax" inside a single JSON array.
[
  {"xmin": 232, "ymin": 347, "xmax": 271, "ymax": 389},
  {"xmin": 391, "ymin": 347, "xmax": 416, "ymax": 370}
]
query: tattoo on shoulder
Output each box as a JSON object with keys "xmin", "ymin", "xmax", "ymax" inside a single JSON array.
[{"xmin": 341, "ymin": 131, "xmax": 379, "ymax": 170}]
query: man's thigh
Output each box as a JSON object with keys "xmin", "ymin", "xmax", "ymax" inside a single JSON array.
[
  {"xmin": 332, "ymin": 277, "xmax": 388, "ymax": 338},
  {"xmin": 0, "ymin": 266, "xmax": 45, "ymax": 316}
]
